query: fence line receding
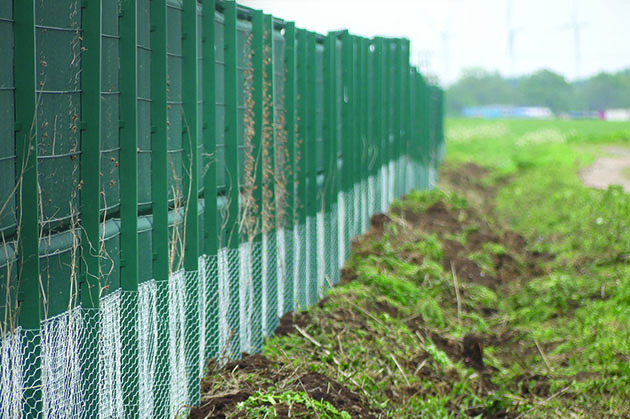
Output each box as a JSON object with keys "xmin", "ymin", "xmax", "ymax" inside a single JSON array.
[{"xmin": 0, "ymin": 0, "xmax": 445, "ymax": 417}]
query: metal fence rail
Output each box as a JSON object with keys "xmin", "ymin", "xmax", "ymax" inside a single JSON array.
[{"xmin": 0, "ymin": 0, "xmax": 445, "ymax": 417}]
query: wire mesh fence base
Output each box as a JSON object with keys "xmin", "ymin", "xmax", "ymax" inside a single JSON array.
[{"xmin": 0, "ymin": 158, "xmax": 439, "ymax": 419}]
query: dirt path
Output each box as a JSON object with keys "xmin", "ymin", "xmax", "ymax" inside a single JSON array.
[{"xmin": 580, "ymin": 146, "xmax": 630, "ymax": 192}]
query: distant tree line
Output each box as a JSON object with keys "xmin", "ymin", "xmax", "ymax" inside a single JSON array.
[{"xmin": 446, "ymin": 68, "xmax": 630, "ymax": 116}]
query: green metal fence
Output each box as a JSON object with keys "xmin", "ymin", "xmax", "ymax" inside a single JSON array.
[{"xmin": 0, "ymin": 0, "xmax": 444, "ymax": 417}]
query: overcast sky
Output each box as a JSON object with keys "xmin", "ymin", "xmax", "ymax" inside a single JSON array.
[{"xmin": 239, "ymin": 0, "xmax": 630, "ymax": 86}]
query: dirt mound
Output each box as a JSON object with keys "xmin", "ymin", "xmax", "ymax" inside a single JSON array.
[
  {"xmin": 193, "ymin": 355, "xmax": 283, "ymax": 418},
  {"xmin": 391, "ymin": 195, "xmax": 550, "ymax": 288},
  {"xmin": 340, "ymin": 266, "xmax": 358, "ymax": 284},
  {"xmin": 369, "ymin": 212, "xmax": 391, "ymax": 232},
  {"xmin": 417, "ymin": 201, "xmax": 462, "ymax": 234},
  {"xmin": 275, "ymin": 311, "xmax": 312, "ymax": 337},
  {"xmin": 294, "ymin": 372, "xmax": 380, "ymax": 418},
  {"xmin": 440, "ymin": 162, "xmax": 499, "ymax": 208},
  {"xmin": 467, "ymin": 231, "xmax": 501, "ymax": 251},
  {"xmin": 191, "ymin": 353, "xmax": 380, "ymax": 419}
]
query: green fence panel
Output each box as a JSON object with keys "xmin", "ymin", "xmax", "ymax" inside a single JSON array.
[
  {"xmin": 0, "ymin": 3, "xmax": 16, "ymax": 325},
  {"xmin": 101, "ymin": 0, "xmax": 121, "ymax": 218},
  {"xmin": 35, "ymin": 0, "xmax": 81, "ymax": 235},
  {"xmin": 138, "ymin": 0, "xmax": 153, "ymax": 212},
  {"xmin": 0, "ymin": 6, "xmax": 15, "ymax": 238},
  {"xmin": 215, "ymin": 12, "xmax": 226, "ymax": 192}
]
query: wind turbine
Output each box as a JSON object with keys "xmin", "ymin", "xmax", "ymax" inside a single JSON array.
[
  {"xmin": 563, "ymin": 0, "xmax": 588, "ymax": 80},
  {"xmin": 506, "ymin": 0, "xmax": 523, "ymax": 78}
]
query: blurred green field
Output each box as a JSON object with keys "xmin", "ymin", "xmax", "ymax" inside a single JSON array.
[{"xmin": 445, "ymin": 118, "xmax": 630, "ymax": 173}]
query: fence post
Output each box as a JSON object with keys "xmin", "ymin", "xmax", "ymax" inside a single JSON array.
[
  {"xmin": 359, "ymin": 37, "xmax": 369, "ymax": 230},
  {"xmin": 79, "ymin": 0, "xmax": 102, "ymax": 416},
  {"xmin": 295, "ymin": 29, "xmax": 308, "ymax": 309},
  {"xmin": 407, "ymin": 66, "xmax": 418, "ymax": 190},
  {"xmin": 340, "ymin": 31, "xmax": 354, "ymax": 260},
  {"xmin": 13, "ymin": 1, "xmax": 42, "ymax": 416},
  {"xmin": 119, "ymin": 0, "xmax": 140, "ymax": 416},
  {"xmin": 323, "ymin": 31, "xmax": 337, "ymax": 289},
  {"xmin": 251, "ymin": 9, "xmax": 264, "ymax": 350},
  {"xmin": 403, "ymin": 40, "xmax": 411, "ymax": 192},
  {"xmin": 263, "ymin": 13, "xmax": 279, "ymax": 333},
  {"xmin": 201, "ymin": 0, "xmax": 218, "ymax": 362},
  {"xmin": 385, "ymin": 39, "xmax": 394, "ymax": 206},
  {"xmin": 392, "ymin": 38, "xmax": 403, "ymax": 198},
  {"xmin": 119, "ymin": 0, "xmax": 140, "ymax": 415},
  {"xmin": 419, "ymin": 74, "xmax": 429, "ymax": 188},
  {"xmin": 355, "ymin": 38, "xmax": 364, "ymax": 232},
  {"xmin": 149, "ymin": 0, "xmax": 171, "ymax": 416},
  {"xmin": 283, "ymin": 21, "xmax": 297, "ymax": 313},
  {"xmin": 182, "ymin": 2, "xmax": 200, "ymax": 268},
  {"xmin": 351, "ymin": 36, "xmax": 360, "ymax": 237},
  {"xmin": 367, "ymin": 38, "xmax": 378, "ymax": 213},
  {"xmin": 223, "ymin": 0, "xmax": 240, "ymax": 357},
  {"xmin": 373, "ymin": 37, "xmax": 383, "ymax": 212},
  {"xmin": 306, "ymin": 32, "xmax": 318, "ymax": 304},
  {"xmin": 182, "ymin": 0, "xmax": 201, "ymax": 404}
]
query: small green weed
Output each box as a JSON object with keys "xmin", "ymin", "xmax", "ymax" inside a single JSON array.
[{"xmin": 235, "ymin": 390, "xmax": 351, "ymax": 419}]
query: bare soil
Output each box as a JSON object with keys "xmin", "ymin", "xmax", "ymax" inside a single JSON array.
[
  {"xmin": 579, "ymin": 146, "xmax": 630, "ymax": 192},
  {"xmin": 191, "ymin": 353, "xmax": 381, "ymax": 419}
]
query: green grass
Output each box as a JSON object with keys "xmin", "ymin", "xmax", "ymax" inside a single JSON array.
[
  {"xmin": 447, "ymin": 117, "xmax": 630, "ymax": 416},
  {"xmin": 236, "ymin": 390, "xmax": 352, "ymax": 418}
]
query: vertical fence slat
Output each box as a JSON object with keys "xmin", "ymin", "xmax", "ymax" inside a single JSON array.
[
  {"xmin": 149, "ymin": 0, "xmax": 170, "ymax": 416},
  {"xmin": 354, "ymin": 37, "xmax": 362, "ymax": 231},
  {"xmin": 80, "ymin": 0, "xmax": 102, "ymax": 310},
  {"xmin": 263, "ymin": 13, "xmax": 279, "ymax": 332},
  {"xmin": 306, "ymin": 32, "xmax": 317, "ymax": 304},
  {"xmin": 119, "ymin": 0, "xmax": 139, "ymax": 416},
  {"xmin": 223, "ymin": 0, "xmax": 240, "ymax": 357},
  {"xmin": 201, "ymin": 0, "xmax": 218, "ymax": 361},
  {"xmin": 323, "ymin": 33, "xmax": 334, "ymax": 215},
  {"xmin": 251, "ymin": 8, "xmax": 264, "ymax": 349},
  {"xmin": 283, "ymin": 21, "xmax": 296, "ymax": 313},
  {"xmin": 119, "ymin": 1, "xmax": 139, "ymax": 291},
  {"xmin": 323, "ymin": 31, "xmax": 336, "ymax": 290},
  {"xmin": 373, "ymin": 37, "xmax": 383, "ymax": 211},
  {"xmin": 340, "ymin": 31, "xmax": 352, "ymax": 252},
  {"xmin": 296, "ymin": 28, "xmax": 308, "ymax": 309},
  {"xmin": 407, "ymin": 41, "xmax": 414, "ymax": 190},
  {"xmin": 79, "ymin": 0, "xmax": 102, "ymax": 417},
  {"xmin": 13, "ymin": 1, "xmax": 42, "ymax": 416},
  {"xmin": 384, "ymin": 38, "xmax": 391, "ymax": 203},
  {"xmin": 355, "ymin": 37, "xmax": 362, "ymax": 234},
  {"xmin": 183, "ymin": 3, "xmax": 200, "ymax": 269},
  {"xmin": 182, "ymin": 0, "xmax": 200, "ymax": 405},
  {"xmin": 359, "ymin": 37, "xmax": 368, "ymax": 228}
]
